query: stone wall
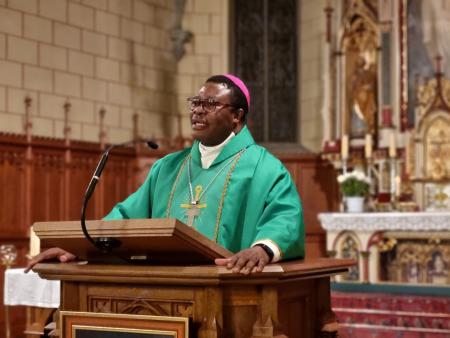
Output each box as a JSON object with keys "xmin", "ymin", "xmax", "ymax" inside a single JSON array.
[
  {"xmin": 177, "ymin": 0, "xmax": 228, "ymax": 139},
  {"xmin": 299, "ymin": 0, "xmax": 326, "ymax": 152},
  {"xmin": 0, "ymin": 0, "xmax": 228, "ymax": 143},
  {"xmin": 0, "ymin": 0, "xmax": 326, "ymax": 148}
]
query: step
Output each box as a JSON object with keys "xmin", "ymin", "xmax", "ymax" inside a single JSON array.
[
  {"xmin": 334, "ymin": 307, "xmax": 450, "ymax": 330},
  {"xmin": 332, "ymin": 292, "xmax": 450, "ymax": 313},
  {"xmin": 338, "ymin": 323, "xmax": 450, "ymax": 338}
]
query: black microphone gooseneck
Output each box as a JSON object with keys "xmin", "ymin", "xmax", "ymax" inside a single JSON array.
[{"xmin": 81, "ymin": 139, "xmax": 158, "ymax": 254}]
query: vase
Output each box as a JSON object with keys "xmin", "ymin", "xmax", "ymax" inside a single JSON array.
[{"xmin": 345, "ymin": 196, "xmax": 365, "ymax": 213}]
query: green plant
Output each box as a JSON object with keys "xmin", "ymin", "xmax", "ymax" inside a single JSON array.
[{"xmin": 337, "ymin": 171, "xmax": 370, "ymax": 197}]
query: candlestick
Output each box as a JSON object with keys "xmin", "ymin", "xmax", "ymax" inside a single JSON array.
[
  {"xmin": 366, "ymin": 158, "xmax": 372, "ymax": 179},
  {"xmin": 341, "ymin": 134, "xmax": 349, "ymax": 160},
  {"xmin": 405, "ymin": 134, "xmax": 411, "ymax": 175},
  {"xmin": 395, "ymin": 175, "xmax": 401, "ymax": 197},
  {"xmin": 342, "ymin": 158, "xmax": 348, "ymax": 174},
  {"xmin": 389, "ymin": 131, "xmax": 396, "ymax": 158},
  {"xmin": 390, "ymin": 158, "xmax": 397, "ymax": 205},
  {"xmin": 365, "ymin": 134, "xmax": 372, "ymax": 159}
]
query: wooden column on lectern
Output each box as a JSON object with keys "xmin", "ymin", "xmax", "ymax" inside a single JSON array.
[{"xmin": 33, "ymin": 219, "xmax": 353, "ymax": 338}]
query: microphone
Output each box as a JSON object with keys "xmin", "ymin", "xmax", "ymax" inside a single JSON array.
[
  {"xmin": 81, "ymin": 139, "xmax": 158, "ymax": 253},
  {"xmin": 145, "ymin": 140, "xmax": 159, "ymax": 150}
]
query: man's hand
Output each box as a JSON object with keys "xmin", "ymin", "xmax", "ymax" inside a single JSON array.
[
  {"xmin": 215, "ymin": 246, "xmax": 270, "ymax": 274},
  {"xmin": 25, "ymin": 247, "xmax": 76, "ymax": 273}
]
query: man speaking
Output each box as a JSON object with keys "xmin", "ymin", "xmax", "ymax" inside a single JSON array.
[{"xmin": 27, "ymin": 74, "xmax": 304, "ymax": 274}]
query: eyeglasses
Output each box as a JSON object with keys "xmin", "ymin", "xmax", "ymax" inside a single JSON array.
[{"xmin": 187, "ymin": 96, "xmax": 234, "ymax": 113}]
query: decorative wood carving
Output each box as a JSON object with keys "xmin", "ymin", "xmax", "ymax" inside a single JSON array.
[
  {"xmin": 34, "ymin": 259, "xmax": 352, "ymax": 338},
  {"xmin": 88, "ymin": 297, "xmax": 192, "ymax": 317},
  {"xmin": 24, "ymin": 306, "xmax": 55, "ymax": 337}
]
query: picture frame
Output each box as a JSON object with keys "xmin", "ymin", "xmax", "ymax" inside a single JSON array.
[{"xmin": 60, "ymin": 311, "xmax": 189, "ymax": 338}]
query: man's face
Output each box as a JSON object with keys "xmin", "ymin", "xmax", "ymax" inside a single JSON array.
[{"xmin": 190, "ymin": 82, "xmax": 239, "ymax": 146}]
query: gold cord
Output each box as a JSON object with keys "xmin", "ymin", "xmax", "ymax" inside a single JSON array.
[
  {"xmin": 213, "ymin": 150, "xmax": 245, "ymax": 242},
  {"xmin": 165, "ymin": 155, "xmax": 190, "ymax": 217},
  {"xmin": 166, "ymin": 149, "xmax": 246, "ymax": 238}
]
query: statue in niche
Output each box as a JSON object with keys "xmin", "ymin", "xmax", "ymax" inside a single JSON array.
[
  {"xmin": 348, "ymin": 55, "xmax": 377, "ymax": 137},
  {"xmin": 398, "ymin": 246, "xmax": 422, "ymax": 283},
  {"xmin": 427, "ymin": 251, "xmax": 448, "ymax": 284},
  {"xmin": 342, "ymin": 15, "xmax": 379, "ymax": 138},
  {"xmin": 405, "ymin": 261, "xmax": 420, "ymax": 283},
  {"xmin": 341, "ymin": 236, "xmax": 359, "ymax": 281}
]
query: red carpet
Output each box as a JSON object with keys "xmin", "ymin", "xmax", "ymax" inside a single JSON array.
[{"xmin": 332, "ymin": 291, "xmax": 450, "ymax": 338}]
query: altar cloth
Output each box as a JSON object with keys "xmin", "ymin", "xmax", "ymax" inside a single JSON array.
[{"xmin": 4, "ymin": 268, "xmax": 60, "ymax": 308}]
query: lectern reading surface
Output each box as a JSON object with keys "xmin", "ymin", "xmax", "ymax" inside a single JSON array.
[{"xmin": 32, "ymin": 218, "xmax": 232, "ymax": 264}]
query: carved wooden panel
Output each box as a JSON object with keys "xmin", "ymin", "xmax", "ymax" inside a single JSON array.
[
  {"xmin": 88, "ymin": 296, "xmax": 194, "ymax": 318},
  {"xmin": 0, "ymin": 240, "xmax": 29, "ymax": 338},
  {"xmin": 69, "ymin": 154, "xmax": 100, "ymax": 221},
  {"xmin": 102, "ymin": 157, "xmax": 137, "ymax": 217},
  {"xmin": 0, "ymin": 147, "xmax": 27, "ymax": 238},
  {"xmin": 279, "ymin": 280, "xmax": 314, "ymax": 338},
  {"xmin": 31, "ymin": 151, "xmax": 65, "ymax": 222},
  {"xmin": 223, "ymin": 305, "xmax": 256, "ymax": 337}
]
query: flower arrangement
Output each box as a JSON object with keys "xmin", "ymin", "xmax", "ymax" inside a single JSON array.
[{"xmin": 337, "ymin": 170, "xmax": 370, "ymax": 197}]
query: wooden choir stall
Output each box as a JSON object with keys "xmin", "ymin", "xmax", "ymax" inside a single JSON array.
[{"xmin": 32, "ymin": 219, "xmax": 353, "ymax": 338}]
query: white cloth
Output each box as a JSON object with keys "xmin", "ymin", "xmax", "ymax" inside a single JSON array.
[
  {"xmin": 199, "ymin": 132, "xmax": 235, "ymax": 169},
  {"xmin": 4, "ymin": 268, "xmax": 60, "ymax": 308}
]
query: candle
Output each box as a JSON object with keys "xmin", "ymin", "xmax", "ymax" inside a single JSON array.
[
  {"xmin": 405, "ymin": 134, "xmax": 410, "ymax": 174},
  {"xmin": 365, "ymin": 134, "xmax": 372, "ymax": 159},
  {"xmin": 395, "ymin": 175, "xmax": 401, "ymax": 197},
  {"xmin": 389, "ymin": 131, "xmax": 396, "ymax": 158},
  {"xmin": 341, "ymin": 134, "xmax": 349, "ymax": 160}
]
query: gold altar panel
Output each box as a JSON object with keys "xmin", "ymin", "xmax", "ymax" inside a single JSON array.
[
  {"xmin": 337, "ymin": 232, "xmax": 361, "ymax": 281},
  {"xmin": 385, "ymin": 239, "xmax": 449, "ymax": 285},
  {"xmin": 408, "ymin": 55, "xmax": 450, "ymax": 210},
  {"xmin": 416, "ymin": 79, "xmax": 450, "ymax": 119},
  {"xmin": 424, "ymin": 117, "xmax": 450, "ymax": 180}
]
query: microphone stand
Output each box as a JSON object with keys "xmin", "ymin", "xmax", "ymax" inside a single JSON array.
[{"xmin": 81, "ymin": 139, "xmax": 158, "ymax": 254}]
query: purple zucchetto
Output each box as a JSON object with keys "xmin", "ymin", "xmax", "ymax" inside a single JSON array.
[{"xmin": 223, "ymin": 74, "xmax": 250, "ymax": 110}]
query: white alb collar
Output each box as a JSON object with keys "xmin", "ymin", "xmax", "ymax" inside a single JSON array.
[{"xmin": 198, "ymin": 132, "xmax": 235, "ymax": 169}]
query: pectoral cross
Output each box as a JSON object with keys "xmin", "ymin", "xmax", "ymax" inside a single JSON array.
[{"xmin": 180, "ymin": 185, "xmax": 206, "ymax": 226}]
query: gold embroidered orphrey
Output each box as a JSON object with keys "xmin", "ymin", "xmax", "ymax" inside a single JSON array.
[{"xmin": 165, "ymin": 149, "xmax": 246, "ymax": 233}]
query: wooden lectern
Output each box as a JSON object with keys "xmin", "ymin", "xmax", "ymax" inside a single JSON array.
[{"xmin": 33, "ymin": 219, "xmax": 353, "ymax": 338}]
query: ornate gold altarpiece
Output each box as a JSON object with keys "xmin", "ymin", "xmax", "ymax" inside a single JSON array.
[
  {"xmin": 319, "ymin": 212, "xmax": 450, "ymax": 286},
  {"xmin": 409, "ymin": 60, "xmax": 450, "ymax": 210},
  {"xmin": 321, "ymin": 0, "xmax": 450, "ymax": 211},
  {"xmin": 319, "ymin": 2, "xmax": 450, "ymax": 290}
]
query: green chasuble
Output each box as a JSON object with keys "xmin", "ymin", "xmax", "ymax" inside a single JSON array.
[{"xmin": 104, "ymin": 126, "xmax": 305, "ymax": 260}]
